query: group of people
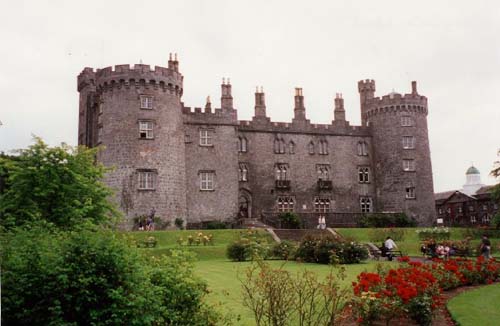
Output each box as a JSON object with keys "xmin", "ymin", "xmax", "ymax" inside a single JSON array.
[
  {"xmin": 316, "ymin": 216, "xmax": 327, "ymax": 230},
  {"xmin": 420, "ymin": 234, "xmax": 492, "ymax": 259},
  {"xmin": 138, "ymin": 208, "xmax": 156, "ymax": 231}
]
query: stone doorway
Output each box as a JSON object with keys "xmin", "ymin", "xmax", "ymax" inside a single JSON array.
[{"xmin": 238, "ymin": 190, "xmax": 252, "ymax": 219}]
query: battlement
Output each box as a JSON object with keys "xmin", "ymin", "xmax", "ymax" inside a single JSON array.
[
  {"xmin": 237, "ymin": 119, "xmax": 369, "ymax": 136},
  {"xmin": 364, "ymin": 92, "xmax": 428, "ymax": 118},
  {"xmin": 78, "ymin": 64, "xmax": 183, "ymax": 95},
  {"xmin": 182, "ymin": 105, "xmax": 238, "ymax": 125},
  {"xmin": 358, "ymin": 79, "xmax": 376, "ymax": 92}
]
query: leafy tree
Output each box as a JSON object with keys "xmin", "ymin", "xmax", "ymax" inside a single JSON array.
[
  {"xmin": 491, "ymin": 150, "xmax": 500, "ymax": 228},
  {"xmin": 0, "ymin": 138, "xmax": 118, "ymax": 229}
]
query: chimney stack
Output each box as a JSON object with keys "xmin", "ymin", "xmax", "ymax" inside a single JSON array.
[
  {"xmin": 334, "ymin": 93, "xmax": 346, "ymax": 121},
  {"xmin": 254, "ymin": 86, "xmax": 266, "ymax": 117},
  {"xmin": 411, "ymin": 81, "xmax": 418, "ymax": 95},
  {"xmin": 221, "ymin": 77, "xmax": 233, "ymax": 110},
  {"xmin": 293, "ymin": 88, "xmax": 306, "ymax": 120}
]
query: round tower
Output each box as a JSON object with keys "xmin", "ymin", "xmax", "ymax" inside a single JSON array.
[
  {"xmin": 361, "ymin": 80, "xmax": 435, "ymax": 225},
  {"xmin": 77, "ymin": 55, "xmax": 187, "ymax": 228}
]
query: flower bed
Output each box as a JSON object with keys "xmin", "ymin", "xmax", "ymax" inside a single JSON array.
[{"xmin": 351, "ymin": 256, "xmax": 500, "ymax": 325}]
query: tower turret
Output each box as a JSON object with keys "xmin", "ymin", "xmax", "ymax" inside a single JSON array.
[
  {"xmin": 77, "ymin": 58, "xmax": 187, "ymax": 229},
  {"xmin": 366, "ymin": 80, "xmax": 434, "ymax": 225},
  {"xmin": 358, "ymin": 79, "xmax": 375, "ymax": 126}
]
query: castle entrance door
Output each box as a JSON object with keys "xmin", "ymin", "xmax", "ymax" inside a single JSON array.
[{"xmin": 238, "ymin": 191, "xmax": 252, "ymax": 219}]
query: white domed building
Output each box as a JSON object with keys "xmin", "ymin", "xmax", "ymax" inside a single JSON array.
[{"xmin": 435, "ymin": 166, "xmax": 498, "ymax": 226}]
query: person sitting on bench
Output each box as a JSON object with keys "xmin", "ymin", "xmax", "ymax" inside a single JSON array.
[{"xmin": 384, "ymin": 236, "xmax": 398, "ymax": 261}]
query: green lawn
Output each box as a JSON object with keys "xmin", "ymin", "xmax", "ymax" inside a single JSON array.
[
  {"xmin": 334, "ymin": 228, "xmax": 500, "ymax": 257},
  {"xmin": 194, "ymin": 259, "xmax": 393, "ymax": 325},
  {"xmin": 127, "ymin": 229, "xmax": 273, "ymax": 260},
  {"xmin": 447, "ymin": 284, "xmax": 500, "ymax": 326}
]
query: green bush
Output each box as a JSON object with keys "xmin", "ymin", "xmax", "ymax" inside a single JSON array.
[
  {"xmin": 359, "ymin": 213, "xmax": 416, "ymax": 228},
  {"xmin": 279, "ymin": 212, "xmax": 301, "ymax": 229},
  {"xmin": 227, "ymin": 241, "xmax": 247, "ymax": 261},
  {"xmin": 1, "ymin": 224, "xmax": 222, "ymax": 325},
  {"xmin": 270, "ymin": 241, "xmax": 297, "ymax": 260},
  {"xmin": 205, "ymin": 221, "xmax": 227, "ymax": 229},
  {"xmin": 174, "ymin": 217, "xmax": 184, "ymax": 229},
  {"xmin": 295, "ymin": 235, "xmax": 368, "ymax": 264}
]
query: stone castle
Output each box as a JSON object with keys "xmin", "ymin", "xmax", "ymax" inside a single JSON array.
[{"xmin": 77, "ymin": 55, "xmax": 435, "ymax": 228}]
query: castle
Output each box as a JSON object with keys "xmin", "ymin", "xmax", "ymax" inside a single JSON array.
[{"xmin": 77, "ymin": 55, "xmax": 435, "ymax": 228}]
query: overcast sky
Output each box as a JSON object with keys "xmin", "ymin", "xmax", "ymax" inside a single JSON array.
[{"xmin": 0, "ymin": 0, "xmax": 499, "ymax": 192}]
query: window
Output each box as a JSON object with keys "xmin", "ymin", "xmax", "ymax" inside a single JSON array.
[
  {"xmin": 402, "ymin": 136, "xmax": 415, "ymax": 149},
  {"xmin": 360, "ymin": 197, "xmax": 372, "ymax": 213},
  {"xmin": 401, "ymin": 116, "xmax": 413, "ymax": 127},
  {"xmin": 199, "ymin": 129, "xmax": 213, "ymax": 146},
  {"xmin": 140, "ymin": 95, "xmax": 153, "ymax": 109},
  {"xmin": 275, "ymin": 164, "xmax": 288, "ymax": 180},
  {"xmin": 97, "ymin": 126, "xmax": 103, "ymax": 144},
  {"xmin": 483, "ymin": 204, "xmax": 488, "ymax": 211},
  {"xmin": 319, "ymin": 139, "xmax": 328, "ymax": 155},
  {"xmin": 308, "ymin": 141, "xmax": 315, "ymax": 154},
  {"xmin": 446, "ymin": 207, "xmax": 451, "ymax": 214},
  {"xmin": 138, "ymin": 170, "xmax": 155, "ymax": 190},
  {"xmin": 483, "ymin": 215, "xmax": 491, "ymax": 223},
  {"xmin": 239, "ymin": 163, "xmax": 248, "ymax": 182},
  {"xmin": 357, "ymin": 141, "xmax": 368, "ymax": 156},
  {"xmin": 358, "ymin": 167, "xmax": 370, "ymax": 183},
  {"xmin": 277, "ymin": 196, "xmax": 295, "ymax": 212},
  {"xmin": 314, "ymin": 197, "xmax": 331, "ymax": 213},
  {"xmin": 458, "ymin": 206, "xmax": 463, "ymax": 214},
  {"xmin": 139, "ymin": 121, "xmax": 154, "ymax": 139},
  {"xmin": 238, "ymin": 137, "xmax": 248, "ymax": 152},
  {"xmin": 289, "ymin": 141, "xmax": 295, "ymax": 154},
  {"xmin": 317, "ymin": 164, "xmax": 330, "ymax": 180},
  {"xmin": 403, "ymin": 159, "xmax": 415, "ymax": 171},
  {"xmin": 438, "ymin": 208, "xmax": 443, "ymax": 215},
  {"xmin": 470, "ymin": 216, "xmax": 476, "ymax": 224},
  {"xmin": 200, "ymin": 171, "xmax": 215, "ymax": 191},
  {"xmin": 469, "ymin": 205, "xmax": 474, "ymax": 212},
  {"xmin": 274, "ymin": 137, "xmax": 285, "ymax": 154},
  {"xmin": 405, "ymin": 185, "xmax": 416, "ymax": 199}
]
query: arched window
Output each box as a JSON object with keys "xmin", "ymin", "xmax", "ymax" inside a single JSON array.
[
  {"xmin": 319, "ymin": 139, "xmax": 328, "ymax": 155},
  {"xmin": 238, "ymin": 137, "xmax": 248, "ymax": 153},
  {"xmin": 357, "ymin": 141, "xmax": 368, "ymax": 156},
  {"xmin": 274, "ymin": 136, "xmax": 285, "ymax": 154},
  {"xmin": 279, "ymin": 138, "xmax": 286, "ymax": 154},
  {"xmin": 308, "ymin": 141, "xmax": 315, "ymax": 154},
  {"xmin": 239, "ymin": 163, "xmax": 248, "ymax": 181},
  {"xmin": 289, "ymin": 141, "xmax": 295, "ymax": 154}
]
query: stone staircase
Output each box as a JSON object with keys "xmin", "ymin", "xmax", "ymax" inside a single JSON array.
[{"xmin": 241, "ymin": 218, "xmax": 271, "ymax": 229}]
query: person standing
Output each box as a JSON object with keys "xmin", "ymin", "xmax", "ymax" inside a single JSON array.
[
  {"xmin": 480, "ymin": 234, "xmax": 491, "ymax": 259},
  {"xmin": 384, "ymin": 236, "xmax": 398, "ymax": 261}
]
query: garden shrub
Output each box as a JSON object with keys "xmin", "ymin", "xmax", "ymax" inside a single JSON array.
[
  {"xmin": 416, "ymin": 227, "xmax": 450, "ymax": 240},
  {"xmin": 226, "ymin": 238, "xmax": 270, "ymax": 262},
  {"xmin": 295, "ymin": 235, "xmax": 368, "ymax": 264},
  {"xmin": 205, "ymin": 220, "xmax": 227, "ymax": 229},
  {"xmin": 359, "ymin": 213, "xmax": 416, "ymax": 228},
  {"xmin": 279, "ymin": 212, "xmax": 301, "ymax": 229},
  {"xmin": 1, "ymin": 224, "xmax": 223, "ymax": 325},
  {"xmin": 174, "ymin": 217, "xmax": 184, "ymax": 229},
  {"xmin": 270, "ymin": 240, "xmax": 296, "ymax": 260}
]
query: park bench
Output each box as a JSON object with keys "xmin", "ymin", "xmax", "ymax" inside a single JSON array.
[{"xmin": 366, "ymin": 243, "xmax": 403, "ymax": 260}]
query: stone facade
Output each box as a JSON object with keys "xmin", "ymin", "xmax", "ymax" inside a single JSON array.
[{"xmin": 77, "ymin": 56, "xmax": 436, "ymax": 228}]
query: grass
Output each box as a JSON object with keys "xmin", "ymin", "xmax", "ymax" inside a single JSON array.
[
  {"xmin": 447, "ymin": 284, "xmax": 500, "ymax": 326},
  {"xmin": 126, "ymin": 229, "xmax": 273, "ymax": 260},
  {"xmin": 335, "ymin": 227, "xmax": 500, "ymax": 257},
  {"xmin": 194, "ymin": 259, "xmax": 393, "ymax": 325}
]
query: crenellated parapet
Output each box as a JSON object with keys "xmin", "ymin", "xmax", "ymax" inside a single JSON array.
[
  {"xmin": 182, "ymin": 106, "xmax": 238, "ymax": 125},
  {"xmin": 78, "ymin": 64, "xmax": 183, "ymax": 97},
  {"xmin": 364, "ymin": 93, "xmax": 428, "ymax": 119},
  {"xmin": 237, "ymin": 119, "xmax": 370, "ymax": 137}
]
